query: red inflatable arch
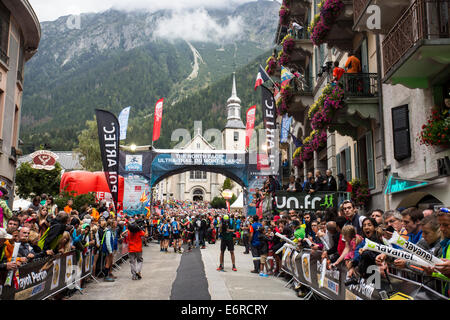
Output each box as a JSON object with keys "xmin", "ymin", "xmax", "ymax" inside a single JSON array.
[{"xmin": 60, "ymin": 171, "xmax": 124, "ymax": 203}]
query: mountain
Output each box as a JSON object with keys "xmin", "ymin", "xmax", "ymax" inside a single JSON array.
[{"xmin": 20, "ymin": 0, "xmax": 280, "ymax": 153}]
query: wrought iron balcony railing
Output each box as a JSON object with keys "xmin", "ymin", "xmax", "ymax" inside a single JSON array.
[
  {"xmin": 383, "ymin": 0, "xmax": 450, "ymax": 76},
  {"xmin": 353, "ymin": 0, "xmax": 369, "ymax": 24},
  {"xmin": 339, "ymin": 73, "xmax": 378, "ymax": 97}
]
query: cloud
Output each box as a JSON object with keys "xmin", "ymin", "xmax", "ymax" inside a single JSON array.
[
  {"xmin": 29, "ymin": 0, "xmax": 255, "ymax": 22},
  {"xmin": 153, "ymin": 9, "xmax": 244, "ymax": 43}
]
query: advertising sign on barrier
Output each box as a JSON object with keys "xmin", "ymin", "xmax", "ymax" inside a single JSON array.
[{"xmin": 284, "ymin": 247, "xmax": 448, "ymax": 300}]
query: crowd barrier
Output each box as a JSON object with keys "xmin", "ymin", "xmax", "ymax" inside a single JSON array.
[
  {"xmin": 279, "ymin": 245, "xmax": 449, "ymax": 300},
  {"xmin": 0, "ymin": 238, "xmax": 129, "ymax": 300}
]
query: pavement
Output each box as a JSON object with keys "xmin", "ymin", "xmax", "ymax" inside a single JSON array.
[{"xmin": 70, "ymin": 240, "xmax": 299, "ymax": 300}]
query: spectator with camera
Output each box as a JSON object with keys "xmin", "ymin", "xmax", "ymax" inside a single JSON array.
[{"xmin": 123, "ymin": 220, "xmax": 148, "ymax": 280}]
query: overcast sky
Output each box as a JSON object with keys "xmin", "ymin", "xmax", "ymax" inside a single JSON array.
[{"xmin": 29, "ymin": 0, "xmax": 259, "ymax": 22}]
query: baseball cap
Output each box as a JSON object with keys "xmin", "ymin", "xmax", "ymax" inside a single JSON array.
[
  {"xmin": 81, "ymin": 223, "xmax": 90, "ymax": 230},
  {"xmin": 0, "ymin": 228, "xmax": 13, "ymax": 240}
]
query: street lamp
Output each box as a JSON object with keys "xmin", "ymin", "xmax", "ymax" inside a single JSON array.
[{"xmin": 130, "ymin": 144, "xmax": 137, "ymax": 152}]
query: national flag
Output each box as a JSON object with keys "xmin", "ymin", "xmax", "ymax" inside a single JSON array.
[
  {"xmin": 140, "ymin": 192, "xmax": 148, "ymax": 203},
  {"xmin": 281, "ymin": 66, "xmax": 294, "ymax": 82},
  {"xmin": 289, "ymin": 132, "xmax": 304, "ymax": 149},
  {"xmin": 254, "ymin": 64, "xmax": 271, "ymax": 90},
  {"xmin": 245, "ymin": 105, "xmax": 256, "ymax": 149},
  {"xmin": 274, "ymin": 86, "xmax": 282, "ymax": 105},
  {"xmin": 281, "ymin": 79, "xmax": 291, "ymax": 90},
  {"xmin": 152, "ymin": 98, "xmax": 164, "ymax": 142}
]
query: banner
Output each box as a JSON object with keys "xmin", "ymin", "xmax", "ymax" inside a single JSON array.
[
  {"xmin": 274, "ymin": 191, "xmax": 338, "ymax": 211},
  {"xmin": 280, "ymin": 114, "xmax": 292, "ymax": 144},
  {"xmin": 0, "ymin": 250, "xmax": 92, "ymax": 300},
  {"xmin": 123, "ymin": 173, "xmax": 151, "ymax": 216},
  {"xmin": 261, "ymin": 85, "xmax": 278, "ymax": 175},
  {"xmin": 118, "ymin": 106, "xmax": 131, "ymax": 140},
  {"xmin": 152, "ymin": 98, "xmax": 164, "ymax": 142},
  {"xmin": 96, "ymin": 109, "xmax": 120, "ymax": 210},
  {"xmin": 245, "ymin": 105, "xmax": 256, "ymax": 149},
  {"xmin": 280, "ymin": 247, "xmax": 447, "ymax": 300}
]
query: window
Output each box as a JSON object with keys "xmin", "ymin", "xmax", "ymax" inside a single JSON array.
[
  {"xmin": 336, "ymin": 147, "xmax": 351, "ymax": 180},
  {"xmin": 190, "ymin": 171, "xmax": 207, "ymax": 180},
  {"xmin": 392, "ymin": 105, "xmax": 411, "ymax": 161},
  {"xmin": 234, "ymin": 131, "xmax": 239, "ymax": 142},
  {"xmin": 196, "ymin": 143, "xmax": 201, "ymax": 149},
  {"xmin": 0, "ymin": 2, "xmax": 10, "ymax": 65},
  {"xmin": 357, "ymin": 132, "xmax": 375, "ymax": 189}
]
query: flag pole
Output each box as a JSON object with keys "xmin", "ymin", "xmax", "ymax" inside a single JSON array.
[{"xmin": 259, "ymin": 64, "xmax": 278, "ymax": 88}]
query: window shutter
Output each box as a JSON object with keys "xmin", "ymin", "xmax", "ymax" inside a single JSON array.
[
  {"xmin": 336, "ymin": 153, "xmax": 341, "ymax": 175},
  {"xmin": 366, "ymin": 132, "xmax": 375, "ymax": 189},
  {"xmin": 392, "ymin": 105, "xmax": 411, "ymax": 161},
  {"xmin": 345, "ymin": 147, "xmax": 352, "ymax": 181},
  {"xmin": 354, "ymin": 143, "xmax": 360, "ymax": 180}
]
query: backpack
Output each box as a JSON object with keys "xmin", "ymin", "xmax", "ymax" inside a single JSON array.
[{"xmin": 128, "ymin": 223, "xmax": 141, "ymax": 233}]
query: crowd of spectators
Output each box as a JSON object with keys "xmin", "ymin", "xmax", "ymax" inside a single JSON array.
[{"xmin": 1, "ymin": 184, "xmax": 448, "ymax": 299}]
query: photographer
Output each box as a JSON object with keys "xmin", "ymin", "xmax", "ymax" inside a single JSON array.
[
  {"xmin": 216, "ymin": 215, "xmax": 237, "ymax": 272},
  {"xmin": 122, "ymin": 220, "xmax": 147, "ymax": 280}
]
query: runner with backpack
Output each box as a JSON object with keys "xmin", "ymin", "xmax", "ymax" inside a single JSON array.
[{"xmin": 171, "ymin": 216, "xmax": 182, "ymax": 254}]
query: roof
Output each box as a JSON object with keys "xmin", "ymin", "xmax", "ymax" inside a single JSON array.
[
  {"xmin": 3, "ymin": 0, "xmax": 41, "ymax": 61},
  {"xmin": 181, "ymin": 133, "xmax": 215, "ymax": 150},
  {"xmin": 224, "ymin": 119, "xmax": 246, "ymax": 129},
  {"xmin": 17, "ymin": 151, "xmax": 83, "ymax": 171}
]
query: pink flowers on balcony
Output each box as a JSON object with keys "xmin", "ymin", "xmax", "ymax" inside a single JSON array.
[
  {"xmin": 309, "ymin": 0, "xmax": 344, "ymax": 46},
  {"xmin": 282, "ymin": 37, "xmax": 295, "ymax": 54},
  {"xmin": 310, "ymin": 85, "xmax": 344, "ymax": 130},
  {"xmin": 265, "ymin": 56, "xmax": 278, "ymax": 76},
  {"xmin": 279, "ymin": 5, "xmax": 290, "ymax": 26}
]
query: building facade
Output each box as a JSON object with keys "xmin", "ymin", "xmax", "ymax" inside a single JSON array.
[
  {"xmin": 270, "ymin": 0, "xmax": 449, "ymax": 212},
  {"xmin": 154, "ymin": 73, "xmax": 246, "ymax": 202},
  {"xmin": 0, "ymin": 0, "xmax": 40, "ymax": 204}
]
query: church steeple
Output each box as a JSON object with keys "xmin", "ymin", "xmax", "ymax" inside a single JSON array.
[{"xmin": 224, "ymin": 72, "xmax": 245, "ymax": 129}]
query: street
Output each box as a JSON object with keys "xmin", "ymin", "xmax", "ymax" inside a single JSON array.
[{"xmin": 70, "ymin": 241, "xmax": 298, "ymax": 300}]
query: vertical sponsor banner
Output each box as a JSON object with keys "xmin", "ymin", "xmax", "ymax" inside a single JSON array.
[
  {"xmin": 245, "ymin": 105, "xmax": 256, "ymax": 149},
  {"xmin": 118, "ymin": 106, "xmax": 131, "ymax": 141},
  {"xmin": 123, "ymin": 174, "xmax": 150, "ymax": 216},
  {"xmin": 152, "ymin": 98, "xmax": 164, "ymax": 142},
  {"xmin": 95, "ymin": 109, "xmax": 120, "ymax": 211},
  {"xmin": 261, "ymin": 85, "xmax": 278, "ymax": 176},
  {"xmin": 280, "ymin": 114, "xmax": 292, "ymax": 143}
]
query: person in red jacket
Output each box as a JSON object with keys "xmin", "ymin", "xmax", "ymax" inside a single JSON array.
[{"xmin": 122, "ymin": 221, "xmax": 148, "ymax": 280}]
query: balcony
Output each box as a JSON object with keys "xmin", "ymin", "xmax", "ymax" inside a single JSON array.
[
  {"xmin": 321, "ymin": 0, "xmax": 355, "ymax": 52},
  {"xmin": 275, "ymin": 0, "xmax": 311, "ymax": 44},
  {"xmin": 286, "ymin": 77, "xmax": 314, "ymax": 122},
  {"xmin": 382, "ymin": 0, "xmax": 450, "ymax": 89},
  {"xmin": 353, "ymin": 0, "xmax": 412, "ymax": 33},
  {"xmin": 329, "ymin": 73, "xmax": 379, "ymax": 139}
]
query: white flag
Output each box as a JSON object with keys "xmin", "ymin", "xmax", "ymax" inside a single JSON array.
[{"xmin": 118, "ymin": 106, "xmax": 131, "ymax": 140}]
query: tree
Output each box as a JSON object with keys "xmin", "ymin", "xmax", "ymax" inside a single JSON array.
[
  {"xmin": 74, "ymin": 117, "xmax": 103, "ymax": 171},
  {"xmin": 54, "ymin": 188, "xmax": 96, "ymax": 212},
  {"xmin": 221, "ymin": 178, "xmax": 235, "ymax": 192},
  {"xmin": 15, "ymin": 162, "xmax": 62, "ymax": 199}
]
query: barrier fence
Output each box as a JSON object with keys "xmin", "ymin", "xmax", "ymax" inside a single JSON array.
[
  {"xmin": 279, "ymin": 245, "xmax": 449, "ymax": 300},
  {"xmin": 0, "ymin": 239, "xmax": 129, "ymax": 300}
]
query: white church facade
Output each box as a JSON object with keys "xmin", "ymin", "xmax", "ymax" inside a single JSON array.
[{"xmin": 153, "ymin": 73, "xmax": 247, "ymax": 202}]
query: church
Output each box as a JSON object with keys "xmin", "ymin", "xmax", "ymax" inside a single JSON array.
[{"xmin": 153, "ymin": 73, "xmax": 246, "ymax": 202}]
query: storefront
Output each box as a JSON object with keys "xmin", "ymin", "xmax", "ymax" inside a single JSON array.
[{"xmin": 385, "ymin": 173, "xmax": 450, "ymax": 210}]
